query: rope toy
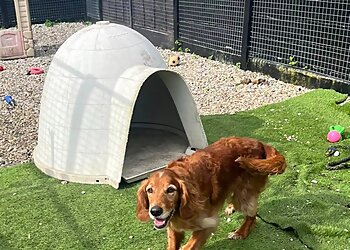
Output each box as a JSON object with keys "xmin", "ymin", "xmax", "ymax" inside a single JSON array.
[{"xmin": 325, "ymin": 145, "xmax": 350, "ymax": 170}]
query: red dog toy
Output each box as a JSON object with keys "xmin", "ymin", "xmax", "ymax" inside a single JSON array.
[
  {"xmin": 0, "ymin": 66, "xmax": 5, "ymax": 71},
  {"xmin": 27, "ymin": 67, "xmax": 44, "ymax": 75}
]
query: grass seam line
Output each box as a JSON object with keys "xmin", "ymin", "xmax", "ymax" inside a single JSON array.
[{"xmin": 257, "ymin": 213, "xmax": 313, "ymax": 250}]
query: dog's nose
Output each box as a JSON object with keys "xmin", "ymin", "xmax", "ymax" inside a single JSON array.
[{"xmin": 150, "ymin": 206, "xmax": 163, "ymax": 217}]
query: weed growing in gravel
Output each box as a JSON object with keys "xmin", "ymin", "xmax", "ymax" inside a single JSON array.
[
  {"xmin": 44, "ymin": 19, "xmax": 56, "ymax": 27},
  {"xmin": 288, "ymin": 56, "xmax": 298, "ymax": 67},
  {"xmin": 174, "ymin": 40, "xmax": 190, "ymax": 53}
]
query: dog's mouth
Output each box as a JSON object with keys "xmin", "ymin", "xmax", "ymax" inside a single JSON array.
[{"xmin": 153, "ymin": 209, "xmax": 175, "ymax": 230}]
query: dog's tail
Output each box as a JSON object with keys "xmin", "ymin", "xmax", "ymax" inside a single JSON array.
[{"xmin": 235, "ymin": 144, "xmax": 286, "ymax": 175}]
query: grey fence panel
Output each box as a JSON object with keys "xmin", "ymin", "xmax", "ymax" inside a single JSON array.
[
  {"xmin": 87, "ymin": 0, "xmax": 101, "ymax": 21},
  {"xmin": 29, "ymin": 0, "xmax": 86, "ymax": 24},
  {"xmin": 101, "ymin": 0, "xmax": 174, "ymax": 47},
  {"xmin": 0, "ymin": 0, "xmax": 86, "ymax": 27},
  {"xmin": 132, "ymin": 0, "xmax": 173, "ymax": 33},
  {"xmin": 102, "ymin": 0, "xmax": 130, "ymax": 26},
  {"xmin": 178, "ymin": 0, "xmax": 245, "ymax": 57},
  {"xmin": 250, "ymin": 0, "xmax": 350, "ymax": 82},
  {"xmin": 0, "ymin": 0, "xmax": 16, "ymax": 28}
]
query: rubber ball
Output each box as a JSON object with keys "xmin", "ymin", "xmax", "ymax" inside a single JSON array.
[{"xmin": 327, "ymin": 130, "xmax": 341, "ymax": 143}]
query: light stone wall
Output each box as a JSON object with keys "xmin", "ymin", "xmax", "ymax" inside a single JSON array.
[{"xmin": 13, "ymin": 0, "xmax": 34, "ymax": 57}]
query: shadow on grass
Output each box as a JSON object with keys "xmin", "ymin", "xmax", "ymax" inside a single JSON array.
[
  {"xmin": 47, "ymin": 186, "xmax": 98, "ymax": 250},
  {"xmin": 0, "ymin": 235, "xmax": 16, "ymax": 250},
  {"xmin": 258, "ymin": 192, "xmax": 350, "ymax": 249},
  {"xmin": 202, "ymin": 112, "xmax": 268, "ymax": 143},
  {"xmin": 205, "ymin": 217, "xmax": 310, "ymax": 250},
  {"xmin": 118, "ymin": 179, "xmax": 139, "ymax": 190},
  {"xmin": 0, "ymin": 167, "xmax": 94, "ymax": 249}
]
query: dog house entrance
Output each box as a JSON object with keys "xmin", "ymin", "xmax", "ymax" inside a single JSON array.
[{"xmin": 122, "ymin": 73, "xmax": 189, "ymax": 182}]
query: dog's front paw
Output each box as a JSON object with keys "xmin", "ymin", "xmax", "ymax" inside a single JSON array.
[
  {"xmin": 224, "ymin": 203, "xmax": 235, "ymax": 215},
  {"xmin": 227, "ymin": 231, "xmax": 243, "ymax": 240}
]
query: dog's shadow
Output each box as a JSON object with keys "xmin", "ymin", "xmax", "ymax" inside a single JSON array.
[
  {"xmin": 202, "ymin": 112, "xmax": 272, "ymax": 144},
  {"xmin": 0, "ymin": 235, "xmax": 16, "ymax": 250},
  {"xmin": 205, "ymin": 190, "xmax": 350, "ymax": 250},
  {"xmin": 204, "ymin": 217, "xmax": 313, "ymax": 250}
]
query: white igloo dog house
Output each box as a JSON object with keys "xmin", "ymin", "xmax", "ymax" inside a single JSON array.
[{"xmin": 33, "ymin": 21, "xmax": 207, "ymax": 189}]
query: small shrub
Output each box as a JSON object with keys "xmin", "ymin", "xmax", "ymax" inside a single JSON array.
[
  {"xmin": 289, "ymin": 56, "xmax": 298, "ymax": 66},
  {"xmin": 44, "ymin": 19, "xmax": 56, "ymax": 27}
]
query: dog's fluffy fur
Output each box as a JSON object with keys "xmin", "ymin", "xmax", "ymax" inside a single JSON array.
[{"xmin": 136, "ymin": 136, "xmax": 286, "ymax": 250}]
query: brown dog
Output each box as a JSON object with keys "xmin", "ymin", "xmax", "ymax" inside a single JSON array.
[{"xmin": 136, "ymin": 136, "xmax": 286, "ymax": 250}]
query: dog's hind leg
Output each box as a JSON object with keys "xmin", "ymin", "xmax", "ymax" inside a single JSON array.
[
  {"xmin": 228, "ymin": 192, "xmax": 258, "ymax": 240},
  {"xmin": 228, "ymin": 215, "xmax": 256, "ymax": 240}
]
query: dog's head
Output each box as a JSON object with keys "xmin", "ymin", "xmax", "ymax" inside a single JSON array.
[{"xmin": 136, "ymin": 169, "xmax": 190, "ymax": 230}]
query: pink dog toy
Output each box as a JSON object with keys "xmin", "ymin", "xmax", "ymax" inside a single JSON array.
[
  {"xmin": 27, "ymin": 67, "xmax": 44, "ymax": 75},
  {"xmin": 327, "ymin": 125, "xmax": 344, "ymax": 143},
  {"xmin": 327, "ymin": 131, "xmax": 341, "ymax": 143}
]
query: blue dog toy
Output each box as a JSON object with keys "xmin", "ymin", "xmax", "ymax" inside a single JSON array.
[{"xmin": 4, "ymin": 95, "xmax": 16, "ymax": 106}]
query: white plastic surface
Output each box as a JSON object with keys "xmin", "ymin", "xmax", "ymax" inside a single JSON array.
[{"xmin": 33, "ymin": 22, "xmax": 207, "ymax": 189}]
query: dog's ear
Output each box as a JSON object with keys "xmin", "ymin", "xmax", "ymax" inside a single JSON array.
[
  {"xmin": 178, "ymin": 180, "xmax": 193, "ymax": 219},
  {"xmin": 136, "ymin": 179, "xmax": 150, "ymax": 222}
]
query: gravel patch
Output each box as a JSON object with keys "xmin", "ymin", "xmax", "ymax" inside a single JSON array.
[
  {"xmin": 0, "ymin": 22, "xmax": 310, "ymax": 167},
  {"xmin": 162, "ymin": 50, "xmax": 310, "ymax": 115}
]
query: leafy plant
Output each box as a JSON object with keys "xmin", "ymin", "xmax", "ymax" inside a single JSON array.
[
  {"xmin": 44, "ymin": 19, "xmax": 56, "ymax": 27},
  {"xmin": 174, "ymin": 40, "xmax": 190, "ymax": 53},
  {"xmin": 174, "ymin": 40, "xmax": 183, "ymax": 52},
  {"xmin": 288, "ymin": 55, "xmax": 298, "ymax": 66},
  {"xmin": 174, "ymin": 40, "xmax": 182, "ymax": 47},
  {"xmin": 184, "ymin": 48, "xmax": 191, "ymax": 53},
  {"xmin": 191, "ymin": 53, "xmax": 199, "ymax": 59}
]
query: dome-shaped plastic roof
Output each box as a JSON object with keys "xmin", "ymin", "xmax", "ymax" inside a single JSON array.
[
  {"xmin": 50, "ymin": 21, "xmax": 166, "ymax": 78},
  {"xmin": 34, "ymin": 21, "xmax": 207, "ymax": 189}
]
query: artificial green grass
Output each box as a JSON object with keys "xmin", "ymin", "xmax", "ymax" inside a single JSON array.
[{"xmin": 1, "ymin": 89, "xmax": 349, "ymax": 249}]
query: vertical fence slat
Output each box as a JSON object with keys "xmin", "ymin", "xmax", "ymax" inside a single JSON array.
[
  {"xmin": 173, "ymin": 0, "xmax": 179, "ymax": 48},
  {"xmin": 99, "ymin": 0, "xmax": 103, "ymax": 21},
  {"xmin": 241, "ymin": 0, "xmax": 253, "ymax": 70},
  {"xmin": 129, "ymin": 0, "xmax": 133, "ymax": 28}
]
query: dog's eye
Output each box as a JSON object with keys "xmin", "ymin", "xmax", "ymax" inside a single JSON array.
[
  {"xmin": 166, "ymin": 186, "xmax": 176, "ymax": 193},
  {"xmin": 146, "ymin": 187, "xmax": 153, "ymax": 193}
]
